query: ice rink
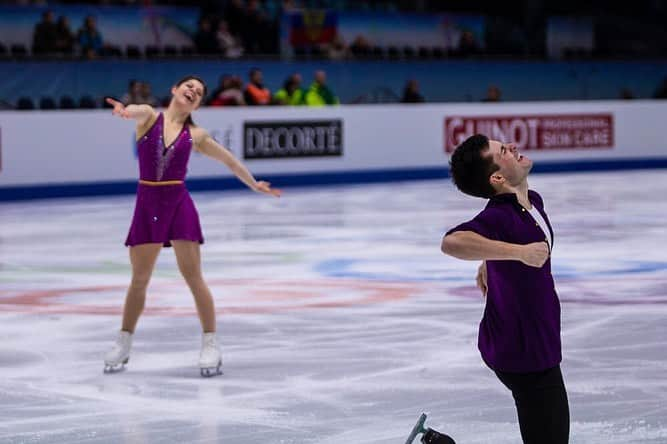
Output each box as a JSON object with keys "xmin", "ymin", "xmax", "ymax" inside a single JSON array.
[{"xmin": 0, "ymin": 170, "xmax": 665, "ymax": 444}]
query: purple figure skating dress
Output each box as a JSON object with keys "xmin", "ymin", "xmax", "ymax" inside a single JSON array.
[{"xmin": 125, "ymin": 113, "xmax": 204, "ymax": 247}]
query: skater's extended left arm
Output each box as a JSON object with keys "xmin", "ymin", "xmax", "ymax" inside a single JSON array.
[{"xmin": 191, "ymin": 127, "xmax": 281, "ymax": 197}]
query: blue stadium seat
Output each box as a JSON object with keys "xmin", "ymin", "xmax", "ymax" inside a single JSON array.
[
  {"xmin": 10, "ymin": 44, "xmax": 28, "ymax": 58},
  {"xmin": 16, "ymin": 97, "xmax": 35, "ymax": 110},
  {"xmin": 163, "ymin": 45, "xmax": 178, "ymax": 57},
  {"xmin": 100, "ymin": 45, "xmax": 123, "ymax": 57},
  {"xmin": 39, "ymin": 97, "xmax": 57, "ymax": 110},
  {"xmin": 432, "ymin": 47, "xmax": 446, "ymax": 59},
  {"xmin": 387, "ymin": 46, "xmax": 400, "ymax": 59},
  {"xmin": 418, "ymin": 46, "xmax": 431, "ymax": 59},
  {"xmin": 403, "ymin": 46, "xmax": 416, "ymax": 59},
  {"xmin": 126, "ymin": 45, "xmax": 142, "ymax": 59},
  {"xmin": 145, "ymin": 45, "xmax": 161, "ymax": 58},
  {"xmin": 78, "ymin": 96, "xmax": 97, "ymax": 109},
  {"xmin": 59, "ymin": 96, "xmax": 76, "ymax": 109}
]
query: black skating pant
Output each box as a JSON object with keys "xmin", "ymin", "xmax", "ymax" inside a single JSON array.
[
  {"xmin": 422, "ymin": 428, "xmax": 456, "ymax": 444},
  {"xmin": 494, "ymin": 365, "xmax": 569, "ymax": 444}
]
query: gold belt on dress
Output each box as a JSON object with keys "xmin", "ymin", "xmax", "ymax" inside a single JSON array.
[{"xmin": 139, "ymin": 179, "xmax": 184, "ymax": 186}]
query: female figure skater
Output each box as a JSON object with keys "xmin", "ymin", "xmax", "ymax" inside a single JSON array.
[{"xmin": 103, "ymin": 75, "xmax": 280, "ymax": 377}]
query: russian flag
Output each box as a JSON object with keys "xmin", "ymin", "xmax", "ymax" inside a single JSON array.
[{"xmin": 289, "ymin": 10, "xmax": 338, "ymax": 46}]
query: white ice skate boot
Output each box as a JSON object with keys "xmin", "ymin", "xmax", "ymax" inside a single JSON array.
[
  {"xmin": 103, "ymin": 331, "xmax": 133, "ymax": 373},
  {"xmin": 199, "ymin": 332, "xmax": 222, "ymax": 377}
]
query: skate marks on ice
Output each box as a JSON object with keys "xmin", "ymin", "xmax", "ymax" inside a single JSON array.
[
  {"xmin": 0, "ymin": 171, "xmax": 666, "ymax": 443},
  {"xmin": 0, "ymin": 279, "xmax": 423, "ymax": 316}
]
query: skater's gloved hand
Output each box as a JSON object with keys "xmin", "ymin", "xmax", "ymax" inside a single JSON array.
[{"xmin": 476, "ymin": 261, "xmax": 487, "ymax": 297}]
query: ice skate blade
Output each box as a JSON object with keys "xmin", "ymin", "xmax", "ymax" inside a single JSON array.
[
  {"xmin": 103, "ymin": 358, "xmax": 129, "ymax": 374},
  {"xmin": 405, "ymin": 413, "xmax": 428, "ymax": 444},
  {"xmin": 200, "ymin": 360, "xmax": 223, "ymax": 378}
]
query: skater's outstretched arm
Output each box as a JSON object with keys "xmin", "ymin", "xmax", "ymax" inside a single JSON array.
[
  {"xmin": 105, "ymin": 98, "xmax": 156, "ymax": 127},
  {"xmin": 442, "ymin": 231, "xmax": 548, "ymax": 267},
  {"xmin": 191, "ymin": 127, "xmax": 281, "ymax": 197}
]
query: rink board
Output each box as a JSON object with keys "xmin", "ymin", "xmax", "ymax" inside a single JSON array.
[{"xmin": 1, "ymin": 101, "xmax": 666, "ymax": 200}]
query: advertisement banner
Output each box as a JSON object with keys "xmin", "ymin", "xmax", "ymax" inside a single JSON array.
[
  {"xmin": 243, "ymin": 120, "xmax": 343, "ymax": 159},
  {"xmin": 444, "ymin": 114, "xmax": 614, "ymax": 152},
  {"xmin": 0, "ymin": 102, "xmax": 665, "ymax": 196}
]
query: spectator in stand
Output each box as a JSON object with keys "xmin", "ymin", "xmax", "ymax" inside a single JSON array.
[
  {"xmin": 455, "ymin": 30, "xmax": 481, "ymax": 57},
  {"xmin": 244, "ymin": 68, "xmax": 272, "ymax": 105},
  {"xmin": 281, "ymin": 0, "xmax": 298, "ymax": 13},
  {"xmin": 327, "ymin": 34, "xmax": 349, "ymax": 60},
  {"xmin": 223, "ymin": 0, "xmax": 245, "ymax": 39},
  {"xmin": 305, "ymin": 70, "xmax": 339, "ymax": 106},
  {"xmin": 121, "ymin": 80, "xmax": 159, "ymax": 106},
  {"xmin": 349, "ymin": 35, "xmax": 372, "ymax": 57},
  {"xmin": 121, "ymin": 80, "xmax": 143, "ymax": 105},
  {"xmin": 207, "ymin": 75, "xmax": 231, "ymax": 105},
  {"xmin": 241, "ymin": 0, "xmax": 267, "ymax": 54},
  {"xmin": 32, "ymin": 10, "xmax": 58, "ymax": 55},
  {"xmin": 140, "ymin": 81, "xmax": 159, "ymax": 107},
  {"xmin": 619, "ymin": 87, "xmax": 635, "ymax": 100},
  {"xmin": 482, "ymin": 85, "xmax": 502, "ymax": 102},
  {"xmin": 55, "ymin": 16, "xmax": 75, "ymax": 55},
  {"xmin": 194, "ymin": 17, "xmax": 220, "ymax": 55},
  {"xmin": 78, "ymin": 15, "xmax": 103, "ymax": 59},
  {"xmin": 652, "ymin": 76, "xmax": 667, "ymax": 99},
  {"xmin": 208, "ymin": 75, "xmax": 246, "ymax": 106},
  {"xmin": 216, "ymin": 20, "xmax": 243, "ymax": 58},
  {"xmin": 400, "ymin": 79, "xmax": 424, "ymax": 103},
  {"xmin": 274, "ymin": 73, "xmax": 305, "ymax": 106}
]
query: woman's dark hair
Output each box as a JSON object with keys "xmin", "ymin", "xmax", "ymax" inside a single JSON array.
[
  {"xmin": 449, "ymin": 134, "xmax": 499, "ymax": 198},
  {"xmin": 173, "ymin": 75, "xmax": 208, "ymax": 126}
]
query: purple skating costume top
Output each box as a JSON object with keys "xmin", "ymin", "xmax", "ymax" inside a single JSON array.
[
  {"xmin": 138, "ymin": 113, "xmax": 191, "ymax": 182},
  {"xmin": 125, "ymin": 113, "xmax": 204, "ymax": 247}
]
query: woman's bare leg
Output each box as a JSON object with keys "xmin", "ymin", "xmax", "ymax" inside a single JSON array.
[
  {"xmin": 120, "ymin": 243, "xmax": 162, "ymax": 333},
  {"xmin": 172, "ymin": 240, "xmax": 216, "ymax": 333},
  {"xmin": 172, "ymin": 241, "xmax": 216, "ymax": 333}
]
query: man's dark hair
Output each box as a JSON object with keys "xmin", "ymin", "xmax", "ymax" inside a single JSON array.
[{"xmin": 449, "ymin": 134, "xmax": 499, "ymax": 198}]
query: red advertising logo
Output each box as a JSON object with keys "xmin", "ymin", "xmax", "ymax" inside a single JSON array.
[{"xmin": 444, "ymin": 114, "xmax": 614, "ymax": 152}]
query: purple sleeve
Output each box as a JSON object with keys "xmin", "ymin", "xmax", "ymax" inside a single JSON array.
[{"xmin": 445, "ymin": 209, "xmax": 501, "ymax": 240}]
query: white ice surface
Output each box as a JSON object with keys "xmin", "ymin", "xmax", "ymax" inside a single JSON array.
[{"xmin": 0, "ymin": 170, "xmax": 666, "ymax": 443}]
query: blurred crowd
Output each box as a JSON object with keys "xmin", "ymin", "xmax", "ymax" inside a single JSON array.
[
  {"xmin": 5, "ymin": 68, "xmax": 347, "ymax": 110},
  {"xmin": 31, "ymin": 10, "xmax": 104, "ymax": 59},
  {"xmin": 0, "ymin": 0, "xmax": 660, "ymax": 61},
  {"xmin": 10, "ymin": 74, "xmax": 667, "ymax": 110},
  {"xmin": 125, "ymin": 68, "xmax": 341, "ymax": 108},
  {"xmin": 23, "ymin": 4, "xmax": 486, "ymax": 61},
  {"xmin": 3, "ymin": 0, "xmax": 667, "ymax": 109}
]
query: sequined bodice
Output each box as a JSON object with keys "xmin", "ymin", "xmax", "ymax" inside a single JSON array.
[{"xmin": 137, "ymin": 113, "xmax": 193, "ymax": 181}]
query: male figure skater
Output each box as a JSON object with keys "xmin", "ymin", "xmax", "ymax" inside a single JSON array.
[{"xmin": 439, "ymin": 134, "xmax": 569, "ymax": 444}]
